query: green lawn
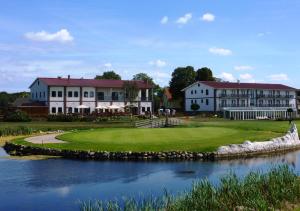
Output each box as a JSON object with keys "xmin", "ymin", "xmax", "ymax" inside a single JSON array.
[{"xmin": 12, "ymin": 119, "xmax": 296, "ymax": 152}]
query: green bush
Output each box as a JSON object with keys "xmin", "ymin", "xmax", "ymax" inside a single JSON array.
[
  {"xmin": 80, "ymin": 165, "xmax": 300, "ymax": 211},
  {"xmin": 3, "ymin": 110, "xmax": 31, "ymax": 122},
  {"xmin": 191, "ymin": 103, "xmax": 200, "ymax": 111},
  {"xmin": 0, "ymin": 126, "xmax": 33, "ymax": 136}
]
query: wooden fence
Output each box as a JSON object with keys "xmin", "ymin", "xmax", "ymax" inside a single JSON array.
[{"xmin": 134, "ymin": 118, "xmax": 182, "ymax": 128}]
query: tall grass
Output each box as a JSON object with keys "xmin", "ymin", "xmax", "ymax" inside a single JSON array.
[
  {"xmin": 80, "ymin": 165, "xmax": 300, "ymax": 211},
  {"xmin": 0, "ymin": 126, "xmax": 33, "ymax": 137}
]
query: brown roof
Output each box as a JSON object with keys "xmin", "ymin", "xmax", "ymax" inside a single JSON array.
[
  {"xmin": 200, "ymin": 81, "xmax": 296, "ymax": 90},
  {"xmin": 164, "ymin": 88, "xmax": 173, "ymax": 100},
  {"xmin": 30, "ymin": 77, "xmax": 152, "ymax": 89}
]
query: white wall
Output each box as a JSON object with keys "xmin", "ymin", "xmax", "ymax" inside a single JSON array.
[
  {"xmin": 184, "ymin": 82, "xmax": 215, "ymax": 112},
  {"xmin": 30, "ymin": 79, "xmax": 48, "ymax": 103}
]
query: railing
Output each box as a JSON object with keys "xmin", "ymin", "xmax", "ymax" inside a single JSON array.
[
  {"xmin": 257, "ymin": 94, "xmax": 294, "ymax": 98},
  {"xmin": 219, "ymin": 104, "xmax": 293, "ymax": 108},
  {"xmin": 219, "ymin": 94, "xmax": 249, "ymax": 98},
  {"xmin": 97, "ymin": 96, "xmax": 152, "ymax": 102},
  {"xmin": 134, "ymin": 118, "xmax": 181, "ymax": 128}
]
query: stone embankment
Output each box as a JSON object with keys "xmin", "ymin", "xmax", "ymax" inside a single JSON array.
[
  {"xmin": 215, "ymin": 123, "xmax": 300, "ymax": 159},
  {"xmin": 3, "ymin": 123, "xmax": 300, "ymax": 161}
]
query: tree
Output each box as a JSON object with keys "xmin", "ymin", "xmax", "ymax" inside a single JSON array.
[
  {"xmin": 169, "ymin": 66, "xmax": 196, "ymax": 100},
  {"xmin": 287, "ymin": 108, "xmax": 294, "ymax": 123},
  {"xmin": 132, "ymin": 73, "xmax": 162, "ymax": 111},
  {"xmin": 95, "ymin": 71, "xmax": 121, "ymax": 80},
  {"xmin": 191, "ymin": 103, "xmax": 200, "ymax": 111},
  {"xmin": 123, "ymin": 81, "xmax": 139, "ymax": 114},
  {"xmin": 196, "ymin": 67, "xmax": 215, "ymax": 81}
]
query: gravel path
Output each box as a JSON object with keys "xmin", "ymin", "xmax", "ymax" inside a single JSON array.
[{"xmin": 25, "ymin": 133, "xmax": 66, "ymax": 144}]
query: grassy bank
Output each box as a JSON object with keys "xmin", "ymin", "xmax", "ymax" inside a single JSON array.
[
  {"xmin": 80, "ymin": 165, "xmax": 300, "ymax": 211},
  {"xmin": 10, "ymin": 119, "xmax": 296, "ymax": 152}
]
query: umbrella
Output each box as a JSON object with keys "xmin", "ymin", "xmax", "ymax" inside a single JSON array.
[
  {"xmin": 108, "ymin": 104, "xmax": 121, "ymax": 109},
  {"xmin": 96, "ymin": 105, "xmax": 108, "ymax": 109},
  {"xmin": 76, "ymin": 104, "xmax": 89, "ymax": 109}
]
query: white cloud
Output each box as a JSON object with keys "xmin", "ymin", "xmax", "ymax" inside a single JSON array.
[
  {"xmin": 201, "ymin": 13, "xmax": 215, "ymax": 22},
  {"xmin": 104, "ymin": 63, "xmax": 112, "ymax": 68},
  {"xmin": 234, "ymin": 65, "xmax": 254, "ymax": 71},
  {"xmin": 160, "ymin": 16, "xmax": 168, "ymax": 24},
  {"xmin": 239, "ymin": 73, "xmax": 253, "ymax": 80},
  {"xmin": 209, "ymin": 47, "xmax": 232, "ymax": 56},
  {"xmin": 24, "ymin": 29, "xmax": 74, "ymax": 43},
  {"xmin": 257, "ymin": 32, "xmax": 271, "ymax": 37},
  {"xmin": 153, "ymin": 71, "xmax": 170, "ymax": 78},
  {"xmin": 176, "ymin": 13, "xmax": 192, "ymax": 25},
  {"xmin": 219, "ymin": 72, "xmax": 235, "ymax": 82},
  {"xmin": 268, "ymin": 73, "xmax": 289, "ymax": 81},
  {"xmin": 149, "ymin": 59, "xmax": 167, "ymax": 68}
]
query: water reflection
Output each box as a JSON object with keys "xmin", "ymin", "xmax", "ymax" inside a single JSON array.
[{"xmin": 0, "ymin": 148, "xmax": 300, "ymax": 210}]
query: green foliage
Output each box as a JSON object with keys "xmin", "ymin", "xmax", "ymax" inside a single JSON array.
[
  {"xmin": 0, "ymin": 92, "xmax": 30, "ymax": 108},
  {"xmin": 123, "ymin": 81, "xmax": 139, "ymax": 102},
  {"xmin": 191, "ymin": 103, "xmax": 200, "ymax": 111},
  {"xmin": 169, "ymin": 66, "xmax": 196, "ymax": 100},
  {"xmin": 4, "ymin": 110, "xmax": 31, "ymax": 122},
  {"xmin": 132, "ymin": 73, "xmax": 154, "ymax": 84},
  {"xmin": 80, "ymin": 165, "xmax": 300, "ymax": 211},
  {"xmin": 0, "ymin": 126, "xmax": 33, "ymax": 136},
  {"xmin": 196, "ymin": 67, "xmax": 215, "ymax": 81},
  {"xmin": 95, "ymin": 71, "xmax": 121, "ymax": 80}
]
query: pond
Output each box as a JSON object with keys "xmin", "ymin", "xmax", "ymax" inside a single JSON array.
[{"xmin": 0, "ymin": 147, "xmax": 299, "ymax": 211}]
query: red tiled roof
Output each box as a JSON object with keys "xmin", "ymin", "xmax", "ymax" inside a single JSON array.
[
  {"xmin": 164, "ymin": 88, "xmax": 173, "ymax": 100},
  {"xmin": 199, "ymin": 81, "xmax": 296, "ymax": 90},
  {"xmin": 31, "ymin": 77, "xmax": 153, "ymax": 89}
]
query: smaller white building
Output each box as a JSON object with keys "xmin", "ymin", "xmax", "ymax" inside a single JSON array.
[{"xmin": 182, "ymin": 81, "xmax": 298, "ymax": 120}]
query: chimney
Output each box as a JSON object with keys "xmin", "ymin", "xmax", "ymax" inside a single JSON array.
[
  {"xmin": 68, "ymin": 75, "xmax": 70, "ymax": 80},
  {"xmin": 58, "ymin": 76, "xmax": 62, "ymax": 79},
  {"xmin": 237, "ymin": 80, "xmax": 240, "ymax": 84}
]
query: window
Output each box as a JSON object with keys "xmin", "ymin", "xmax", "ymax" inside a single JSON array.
[
  {"xmin": 286, "ymin": 100, "xmax": 289, "ymax": 106},
  {"xmin": 37, "ymin": 81, "xmax": 40, "ymax": 86},
  {"xmin": 43, "ymin": 92, "xmax": 45, "ymax": 97},
  {"xmin": 74, "ymin": 108, "xmax": 79, "ymax": 113},
  {"xmin": 58, "ymin": 107, "xmax": 63, "ymax": 113},
  {"xmin": 58, "ymin": 91, "xmax": 62, "ymax": 97},
  {"xmin": 191, "ymin": 100, "xmax": 193, "ymax": 104},
  {"xmin": 32, "ymin": 93, "xmax": 34, "ymax": 99},
  {"xmin": 142, "ymin": 107, "xmax": 145, "ymax": 112},
  {"xmin": 68, "ymin": 91, "xmax": 73, "ymax": 98},
  {"xmin": 206, "ymin": 99, "xmax": 209, "ymax": 105},
  {"xmin": 201, "ymin": 99, "xmax": 204, "ymax": 103},
  {"xmin": 195, "ymin": 90, "xmax": 197, "ymax": 94},
  {"xmin": 84, "ymin": 91, "xmax": 88, "ymax": 98},
  {"xmin": 201, "ymin": 90, "xmax": 204, "ymax": 94},
  {"xmin": 68, "ymin": 107, "xmax": 72, "ymax": 113},
  {"xmin": 39, "ymin": 92, "xmax": 41, "ymax": 98},
  {"xmin": 74, "ymin": 91, "xmax": 79, "ymax": 97},
  {"xmin": 51, "ymin": 107, "xmax": 56, "ymax": 113},
  {"xmin": 206, "ymin": 89, "xmax": 209, "ymax": 95},
  {"xmin": 232, "ymin": 100, "xmax": 236, "ymax": 105},
  {"xmin": 112, "ymin": 92, "xmax": 118, "ymax": 101},
  {"xmin": 191, "ymin": 90, "xmax": 193, "ymax": 95},
  {"xmin": 90, "ymin": 91, "xmax": 94, "ymax": 98},
  {"xmin": 97, "ymin": 92, "xmax": 104, "ymax": 101},
  {"xmin": 147, "ymin": 107, "xmax": 151, "ymax": 112},
  {"xmin": 195, "ymin": 99, "xmax": 197, "ymax": 103},
  {"xmin": 36, "ymin": 92, "xmax": 37, "ymax": 98}
]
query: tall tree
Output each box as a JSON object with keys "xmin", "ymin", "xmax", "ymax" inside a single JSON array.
[
  {"xmin": 123, "ymin": 81, "xmax": 139, "ymax": 114},
  {"xmin": 95, "ymin": 71, "xmax": 121, "ymax": 80},
  {"xmin": 169, "ymin": 66, "xmax": 196, "ymax": 99},
  {"xmin": 196, "ymin": 67, "xmax": 215, "ymax": 81},
  {"xmin": 132, "ymin": 73, "xmax": 163, "ymax": 111}
]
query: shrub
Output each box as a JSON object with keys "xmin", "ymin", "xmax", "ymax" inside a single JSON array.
[
  {"xmin": 190, "ymin": 103, "xmax": 200, "ymax": 111},
  {"xmin": 3, "ymin": 110, "xmax": 31, "ymax": 122}
]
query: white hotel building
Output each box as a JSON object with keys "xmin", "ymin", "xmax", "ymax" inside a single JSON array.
[
  {"xmin": 182, "ymin": 81, "xmax": 297, "ymax": 120},
  {"xmin": 29, "ymin": 77, "xmax": 153, "ymax": 115}
]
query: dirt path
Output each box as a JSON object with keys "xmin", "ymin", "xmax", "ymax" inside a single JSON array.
[{"xmin": 25, "ymin": 133, "xmax": 66, "ymax": 144}]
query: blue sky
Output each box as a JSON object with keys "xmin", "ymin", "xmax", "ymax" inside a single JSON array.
[{"xmin": 0, "ymin": 0, "xmax": 299, "ymax": 92}]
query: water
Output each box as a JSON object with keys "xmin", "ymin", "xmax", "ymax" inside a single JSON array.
[{"xmin": 0, "ymin": 147, "xmax": 299, "ymax": 211}]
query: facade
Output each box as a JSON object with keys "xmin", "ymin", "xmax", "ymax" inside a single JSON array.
[
  {"xmin": 182, "ymin": 81, "xmax": 298, "ymax": 120},
  {"xmin": 29, "ymin": 77, "xmax": 153, "ymax": 115}
]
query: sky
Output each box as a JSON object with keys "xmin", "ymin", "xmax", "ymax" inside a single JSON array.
[{"xmin": 0, "ymin": 0, "xmax": 299, "ymax": 92}]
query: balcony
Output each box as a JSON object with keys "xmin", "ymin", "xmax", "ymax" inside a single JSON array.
[
  {"xmin": 219, "ymin": 104, "xmax": 292, "ymax": 108},
  {"xmin": 97, "ymin": 96, "xmax": 151, "ymax": 102},
  {"xmin": 219, "ymin": 94, "xmax": 250, "ymax": 98},
  {"xmin": 257, "ymin": 94, "xmax": 294, "ymax": 98}
]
